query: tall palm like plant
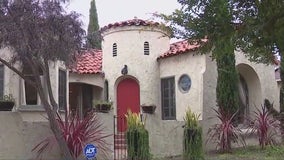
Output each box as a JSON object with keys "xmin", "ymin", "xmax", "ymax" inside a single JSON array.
[
  {"xmin": 32, "ymin": 111, "xmax": 112, "ymax": 159},
  {"xmin": 250, "ymin": 106, "xmax": 280, "ymax": 149},
  {"xmin": 207, "ymin": 108, "xmax": 245, "ymax": 152}
]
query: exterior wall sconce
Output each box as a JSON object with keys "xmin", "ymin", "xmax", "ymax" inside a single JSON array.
[{"xmin": 121, "ymin": 65, "xmax": 128, "ymax": 75}]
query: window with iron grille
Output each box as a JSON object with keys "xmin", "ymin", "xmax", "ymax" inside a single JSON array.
[{"xmin": 161, "ymin": 77, "xmax": 176, "ymax": 120}]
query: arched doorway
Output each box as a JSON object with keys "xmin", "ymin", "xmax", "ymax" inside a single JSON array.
[
  {"xmin": 117, "ymin": 78, "xmax": 140, "ymax": 132},
  {"xmin": 236, "ymin": 63, "xmax": 262, "ymax": 125}
]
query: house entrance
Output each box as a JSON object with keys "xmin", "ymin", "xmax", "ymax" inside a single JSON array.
[
  {"xmin": 69, "ymin": 83, "xmax": 94, "ymax": 118},
  {"xmin": 236, "ymin": 63, "xmax": 262, "ymax": 124},
  {"xmin": 116, "ymin": 78, "xmax": 140, "ymax": 132}
]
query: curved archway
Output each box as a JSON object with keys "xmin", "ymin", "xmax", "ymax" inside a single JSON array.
[
  {"xmin": 116, "ymin": 77, "xmax": 140, "ymax": 132},
  {"xmin": 236, "ymin": 63, "xmax": 262, "ymax": 124}
]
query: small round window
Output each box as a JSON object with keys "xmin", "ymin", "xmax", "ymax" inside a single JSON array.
[{"xmin": 178, "ymin": 74, "xmax": 191, "ymax": 93}]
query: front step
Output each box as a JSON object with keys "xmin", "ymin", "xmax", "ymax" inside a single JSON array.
[
  {"xmin": 114, "ymin": 132, "xmax": 127, "ymax": 150},
  {"xmin": 114, "ymin": 132, "xmax": 127, "ymax": 159}
]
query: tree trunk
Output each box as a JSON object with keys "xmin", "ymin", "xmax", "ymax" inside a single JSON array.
[
  {"xmin": 37, "ymin": 87, "xmax": 75, "ymax": 160},
  {"xmin": 30, "ymin": 60, "xmax": 74, "ymax": 160}
]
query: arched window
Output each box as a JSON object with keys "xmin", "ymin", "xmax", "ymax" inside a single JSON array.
[
  {"xmin": 144, "ymin": 41, "xmax": 149, "ymax": 55},
  {"xmin": 113, "ymin": 43, "xmax": 117, "ymax": 57}
]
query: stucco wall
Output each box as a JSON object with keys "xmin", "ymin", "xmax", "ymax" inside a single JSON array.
[
  {"xmin": 69, "ymin": 73, "xmax": 104, "ymax": 88},
  {"xmin": 96, "ymin": 112, "xmax": 114, "ymax": 160},
  {"xmin": 159, "ymin": 52, "xmax": 206, "ymax": 121},
  {"xmin": 0, "ymin": 111, "xmax": 114, "ymax": 160},
  {"xmin": 145, "ymin": 115, "xmax": 184, "ymax": 158},
  {"xmin": 202, "ymin": 54, "xmax": 219, "ymax": 151},
  {"xmin": 142, "ymin": 51, "xmax": 206, "ymax": 158},
  {"xmin": 0, "ymin": 112, "xmax": 61, "ymax": 160}
]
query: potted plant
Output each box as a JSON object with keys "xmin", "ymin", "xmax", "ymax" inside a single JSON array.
[
  {"xmin": 183, "ymin": 108, "xmax": 204, "ymax": 160},
  {"xmin": 141, "ymin": 104, "xmax": 156, "ymax": 114},
  {"xmin": 126, "ymin": 110, "xmax": 150, "ymax": 160},
  {"xmin": 94, "ymin": 100, "xmax": 112, "ymax": 113},
  {"xmin": 0, "ymin": 94, "xmax": 15, "ymax": 111}
]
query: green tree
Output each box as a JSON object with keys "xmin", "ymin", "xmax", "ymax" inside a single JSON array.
[
  {"xmin": 0, "ymin": 0, "xmax": 84, "ymax": 159},
  {"xmin": 234, "ymin": 0, "xmax": 284, "ymax": 135},
  {"xmin": 86, "ymin": 0, "xmax": 101, "ymax": 49},
  {"xmin": 234, "ymin": 0, "xmax": 284, "ymax": 111},
  {"xmin": 160, "ymin": 0, "xmax": 239, "ymax": 115}
]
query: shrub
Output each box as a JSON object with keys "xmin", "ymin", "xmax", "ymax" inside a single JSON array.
[
  {"xmin": 183, "ymin": 108, "xmax": 204, "ymax": 160},
  {"xmin": 32, "ymin": 110, "xmax": 112, "ymax": 159},
  {"xmin": 125, "ymin": 110, "xmax": 150, "ymax": 160},
  {"xmin": 250, "ymin": 105, "xmax": 280, "ymax": 149},
  {"xmin": 207, "ymin": 108, "xmax": 245, "ymax": 152}
]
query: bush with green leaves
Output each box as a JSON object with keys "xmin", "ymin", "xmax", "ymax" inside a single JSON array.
[
  {"xmin": 125, "ymin": 110, "xmax": 150, "ymax": 160},
  {"xmin": 183, "ymin": 108, "xmax": 204, "ymax": 160}
]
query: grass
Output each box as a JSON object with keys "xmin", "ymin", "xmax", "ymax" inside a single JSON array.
[
  {"xmin": 153, "ymin": 145, "xmax": 284, "ymax": 160},
  {"xmin": 206, "ymin": 145, "xmax": 284, "ymax": 160}
]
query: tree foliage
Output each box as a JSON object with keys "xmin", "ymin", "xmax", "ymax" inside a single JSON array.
[
  {"xmin": 161, "ymin": 0, "xmax": 284, "ymax": 123},
  {"xmin": 86, "ymin": 0, "xmax": 101, "ymax": 49},
  {"xmin": 0, "ymin": 0, "xmax": 85, "ymax": 159},
  {"xmin": 234, "ymin": 0, "xmax": 284, "ymax": 113},
  {"xmin": 160, "ymin": 0, "xmax": 239, "ymax": 114},
  {"xmin": 235, "ymin": 0, "xmax": 284, "ymax": 63}
]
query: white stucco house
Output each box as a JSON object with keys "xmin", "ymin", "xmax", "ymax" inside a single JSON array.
[{"xmin": 0, "ymin": 18, "xmax": 280, "ymax": 159}]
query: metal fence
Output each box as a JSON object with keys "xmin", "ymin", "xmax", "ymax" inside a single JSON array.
[{"xmin": 113, "ymin": 115, "xmax": 127, "ymax": 160}]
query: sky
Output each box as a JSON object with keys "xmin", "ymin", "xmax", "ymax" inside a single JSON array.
[{"xmin": 66, "ymin": 0, "xmax": 181, "ymax": 31}]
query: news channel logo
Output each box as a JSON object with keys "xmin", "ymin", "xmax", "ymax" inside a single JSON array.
[{"xmin": 84, "ymin": 144, "xmax": 97, "ymax": 159}]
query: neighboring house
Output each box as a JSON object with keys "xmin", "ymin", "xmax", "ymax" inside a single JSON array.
[
  {"xmin": 69, "ymin": 49, "xmax": 104, "ymax": 118},
  {"xmin": 0, "ymin": 47, "xmax": 67, "ymax": 160},
  {"xmin": 0, "ymin": 18, "xmax": 280, "ymax": 159}
]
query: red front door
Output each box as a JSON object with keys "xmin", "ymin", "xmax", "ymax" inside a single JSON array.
[{"xmin": 117, "ymin": 78, "xmax": 140, "ymax": 132}]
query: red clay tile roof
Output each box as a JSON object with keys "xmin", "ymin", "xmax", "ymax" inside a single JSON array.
[
  {"xmin": 158, "ymin": 40, "xmax": 206, "ymax": 59},
  {"xmin": 100, "ymin": 18, "xmax": 161, "ymax": 32},
  {"xmin": 70, "ymin": 49, "xmax": 102, "ymax": 74}
]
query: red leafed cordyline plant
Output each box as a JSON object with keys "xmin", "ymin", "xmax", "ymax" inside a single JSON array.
[
  {"xmin": 249, "ymin": 105, "xmax": 280, "ymax": 149},
  {"xmin": 32, "ymin": 110, "xmax": 112, "ymax": 159},
  {"xmin": 207, "ymin": 108, "xmax": 245, "ymax": 153}
]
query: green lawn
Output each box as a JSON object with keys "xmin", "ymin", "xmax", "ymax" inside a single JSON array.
[
  {"xmin": 206, "ymin": 145, "xmax": 284, "ymax": 160},
  {"xmin": 154, "ymin": 145, "xmax": 284, "ymax": 160}
]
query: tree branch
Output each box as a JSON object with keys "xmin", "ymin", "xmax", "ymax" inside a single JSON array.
[{"xmin": 0, "ymin": 57, "xmax": 37, "ymax": 87}]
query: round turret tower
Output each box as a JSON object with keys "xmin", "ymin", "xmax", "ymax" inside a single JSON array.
[{"xmin": 101, "ymin": 18, "xmax": 171, "ymax": 125}]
